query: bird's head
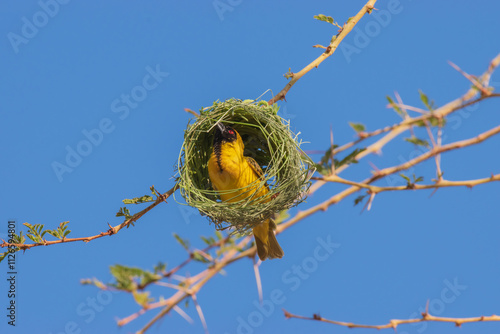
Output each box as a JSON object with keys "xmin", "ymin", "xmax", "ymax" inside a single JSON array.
[{"xmin": 213, "ymin": 122, "xmax": 244, "ymax": 153}]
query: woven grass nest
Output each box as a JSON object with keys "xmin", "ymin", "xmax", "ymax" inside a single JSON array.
[{"xmin": 176, "ymin": 98, "xmax": 313, "ymax": 235}]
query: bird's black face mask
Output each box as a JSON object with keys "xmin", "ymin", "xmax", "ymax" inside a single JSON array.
[{"xmin": 214, "ymin": 122, "xmax": 237, "ymax": 144}]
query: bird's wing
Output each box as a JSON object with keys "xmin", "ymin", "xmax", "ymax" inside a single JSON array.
[{"xmin": 245, "ymin": 156, "xmax": 265, "ymax": 179}]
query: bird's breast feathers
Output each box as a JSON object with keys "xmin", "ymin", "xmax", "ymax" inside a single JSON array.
[{"xmin": 208, "ymin": 154, "xmax": 264, "ymax": 202}]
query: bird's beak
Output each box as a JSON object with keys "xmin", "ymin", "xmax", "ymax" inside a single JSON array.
[{"xmin": 216, "ymin": 122, "xmax": 226, "ymax": 133}]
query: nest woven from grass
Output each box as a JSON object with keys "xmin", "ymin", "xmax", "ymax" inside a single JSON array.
[{"xmin": 176, "ymin": 98, "xmax": 313, "ymax": 234}]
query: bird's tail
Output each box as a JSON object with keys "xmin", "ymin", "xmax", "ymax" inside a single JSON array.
[{"xmin": 253, "ymin": 220, "xmax": 284, "ymax": 260}]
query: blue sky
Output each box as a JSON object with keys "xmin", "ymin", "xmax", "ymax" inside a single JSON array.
[{"xmin": 1, "ymin": 1, "xmax": 499, "ymax": 333}]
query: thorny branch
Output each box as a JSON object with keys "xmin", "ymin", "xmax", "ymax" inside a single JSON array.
[
  {"xmin": 283, "ymin": 308, "xmax": 500, "ymax": 330},
  {"xmin": 267, "ymin": 0, "xmax": 378, "ymax": 105},
  {"xmin": 0, "ymin": 185, "xmax": 178, "ymax": 251}
]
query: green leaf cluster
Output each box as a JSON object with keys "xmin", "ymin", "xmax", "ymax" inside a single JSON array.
[
  {"xmin": 313, "ymin": 14, "xmax": 342, "ymax": 29},
  {"xmin": 349, "ymin": 122, "xmax": 366, "ymax": 133},
  {"xmin": 399, "ymin": 173, "xmax": 424, "ymax": 188},
  {"xmin": 46, "ymin": 221, "xmax": 71, "ymax": 240},
  {"xmin": 122, "ymin": 195, "xmax": 154, "ymax": 204},
  {"xmin": 386, "ymin": 96, "xmax": 407, "ymax": 118},
  {"xmin": 404, "ymin": 136, "xmax": 430, "ymax": 148},
  {"xmin": 116, "ymin": 207, "xmax": 132, "ymax": 220},
  {"xmin": 314, "ymin": 14, "xmax": 335, "ymax": 24},
  {"xmin": 173, "ymin": 233, "xmax": 190, "ymax": 250},
  {"xmin": 109, "ymin": 264, "xmax": 164, "ymax": 291},
  {"xmin": 314, "ymin": 147, "xmax": 366, "ymax": 176},
  {"xmin": 24, "ymin": 223, "xmax": 47, "ymax": 243},
  {"xmin": 419, "ymin": 90, "xmax": 435, "ymax": 111}
]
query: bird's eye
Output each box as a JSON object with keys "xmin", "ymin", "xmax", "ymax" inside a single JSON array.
[{"xmin": 228, "ymin": 130, "xmax": 234, "ymax": 135}]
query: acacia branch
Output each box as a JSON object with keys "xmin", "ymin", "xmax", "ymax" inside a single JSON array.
[
  {"xmin": 283, "ymin": 309, "xmax": 500, "ymax": 330},
  {"xmin": 278, "ymin": 122, "xmax": 500, "ymax": 232},
  {"xmin": 311, "ymin": 173, "xmax": 500, "ymax": 193},
  {"xmin": 131, "ymin": 236, "xmax": 255, "ymax": 333},
  {"xmin": 308, "ymin": 53, "xmax": 500, "ymax": 195},
  {"xmin": 0, "ymin": 185, "xmax": 178, "ymax": 251},
  {"xmin": 268, "ymin": 0, "xmax": 378, "ymax": 105}
]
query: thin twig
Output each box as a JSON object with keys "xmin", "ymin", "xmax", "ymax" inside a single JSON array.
[
  {"xmin": 268, "ymin": 0, "xmax": 378, "ymax": 104},
  {"xmin": 311, "ymin": 173, "xmax": 500, "ymax": 193},
  {"xmin": 0, "ymin": 185, "xmax": 179, "ymax": 250},
  {"xmin": 283, "ymin": 309, "xmax": 500, "ymax": 330}
]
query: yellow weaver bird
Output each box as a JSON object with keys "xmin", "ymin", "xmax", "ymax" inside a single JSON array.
[{"xmin": 208, "ymin": 122, "xmax": 284, "ymax": 260}]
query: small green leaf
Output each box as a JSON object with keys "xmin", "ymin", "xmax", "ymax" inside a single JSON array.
[
  {"xmin": 320, "ymin": 144, "xmax": 339, "ymax": 164},
  {"xmin": 109, "ymin": 265, "xmax": 136, "ymax": 291},
  {"xmin": 399, "ymin": 173, "xmax": 411, "ymax": 186},
  {"xmin": 192, "ymin": 251, "xmax": 210, "ymax": 263},
  {"xmin": 133, "ymin": 291, "xmax": 152, "ymax": 307},
  {"xmin": 0, "ymin": 252, "xmax": 8, "ymax": 263},
  {"xmin": 404, "ymin": 136, "xmax": 430, "ymax": 147},
  {"xmin": 46, "ymin": 230, "xmax": 59, "ymax": 238},
  {"xmin": 354, "ymin": 195, "xmax": 367, "ymax": 206},
  {"xmin": 335, "ymin": 148, "xmax": 366, "ymax": 168},
  {"xmin": 173, "ymin": 233, "xmax": 190, "ymax": 250},
  {"xmin": 313, "ymin": 163, "xmax": 331, "ymax": 176},
  {"xmin": 314, "ymin": 14, "xmax": 335, "ymax": 25},
  {"xmin": 386, "ymin": 96, "xmax": 406, "ymax": 118},
  {"xmin": 13, "ymin": 231, "xmax": 25, "ymax": 245},
  {"xmin": 413, "ymin": 175, "xmax": 424, "ymax": 183},
  {"xmin": 116, "ymin": 207, "xmax": 132, "ymax": 220},
  {"xmin": 45, "ymin": 221, "xmax": 71, "ymax": 240},
  {"xmin": 349, "ymin": 122, "xmax": 366, "ymax": 133},
  {"xmin": 419, "ymin": 89, "xmax": 435, "ymax": 111},
  {"xmin": 123, "ymin": 195, "xmax": 154, "ymax": 204},
  {"xmin": 201, "ymin": 236, "xmax": 216, "ymax": 246},
  {"xmin": 154, "ymin": 262, "xmax": 166, "ymax": 274},
  {"xmin": 416, "ymin": 116, "xmax": 447, "ymax": 128}
]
